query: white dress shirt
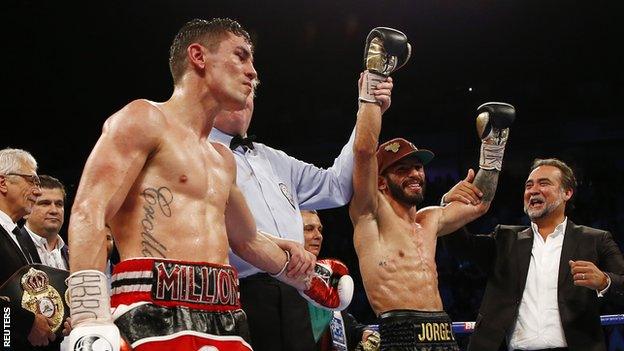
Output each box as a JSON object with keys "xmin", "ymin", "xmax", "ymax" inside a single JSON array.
[
  {"xmin": 24, "ymin": 225, "xmax": 68, "ymax": 270},
  {"xmin": 508, "ymin": 218, "xmax": 568, "ymax": 350},
  {"xmin": 0, "ymin": 209, "xmax": 28, "ymax": 258},
  {"xmin": 209, "ymin": 128, "xmax": 354, "ymax": 277}
]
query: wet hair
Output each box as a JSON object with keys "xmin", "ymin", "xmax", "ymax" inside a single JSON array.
[
  {"xmin": 169, "ymin": 18, "xmax": 252, "ymax": 84},
  {"xmin": 530, "ymin": 158, "xmax": 577, "ymax": 212},
  {"xmin": 38, "ymin": 174, "xmax": 66, "ymax": 201}
]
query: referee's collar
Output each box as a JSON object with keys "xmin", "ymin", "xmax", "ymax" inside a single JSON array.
[{"xmin": 210, "ymin": 127, "xmax": 234, "ymax": 145}]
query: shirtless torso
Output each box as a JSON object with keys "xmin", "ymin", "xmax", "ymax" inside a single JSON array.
[
  {"xmin": 101, "ymin": 100, "xmax": 234, "ymax": 262},
  {"xmin": 349, "ymin": 58, "xmax": 505, "ymax": 350},
  {"xmin": 350, "ymin": 103, "xmax": 497, "ymax": 316},
  {"xmin": 354, "ymin": 199, "xmax": 445, "ymax": 313},
  {"xmin": 66, "ymin": 24, "xmax": 312, "ymax": 351},
  {"xmin": 69, "ymin": 32, "xmax": 287, "ymax": 273}
]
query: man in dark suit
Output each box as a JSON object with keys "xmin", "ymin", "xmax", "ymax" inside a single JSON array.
[
  {"xmin": 0, "ymin": 148, "xmax": 58, "ymax": 349},
  {"xmin": 443, "ymin": 158, "xmax": 624, "ymax": 351}
]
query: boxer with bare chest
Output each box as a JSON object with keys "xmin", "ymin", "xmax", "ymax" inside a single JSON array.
[
  {"xmin": 350, "ymin": 93, "xmax": 514, "ymax": 349},
  {"xmin": 65, "ymin": 18, "xmax": 343, "ymax": 351}
]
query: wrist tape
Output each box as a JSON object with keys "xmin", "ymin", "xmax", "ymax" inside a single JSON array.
[
  {"xmin": 66, "ymin": 270, "xmax": 112, "ymax": 326},
  {"xmin": 479, "ymin": 143, "xmax": 506, "ymax": 171}
]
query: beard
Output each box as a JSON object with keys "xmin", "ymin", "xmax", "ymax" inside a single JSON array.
[
  {"xmin": 524, "ymin": 192, "xmax": 564, "ymax": 221},
  {"xmin": 387, "ymin": 178, "xmax": 425, "ymax": 206}
]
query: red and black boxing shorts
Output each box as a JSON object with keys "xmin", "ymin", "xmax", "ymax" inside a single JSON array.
[
  {"xmin": 378, "ymin": 310, "xmax": 459, "ymax": 351},
  {"xmin": 111, "ymin": 258, "xmax": 252, "ymax": 351}
]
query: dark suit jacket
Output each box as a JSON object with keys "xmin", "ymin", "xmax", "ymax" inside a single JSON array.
[
  {"xmin": 454, "ymin": 220, "xmax": 624, "ymax": 351},
  {"xmin": 0, "ymin": 225, "xmax": 37, "ymax": 348},
  {"xmin": 1, "ymin": 226, "xmax": 63, "ymax": 350}
]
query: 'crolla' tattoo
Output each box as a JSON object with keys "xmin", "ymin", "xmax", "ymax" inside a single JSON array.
[
  {"xmin": 140, "ymin": 186, "xmax": 172, "ymax": 258},
  {"xmin": 473, "ymin": 169, "xmax": 499, "ymax": 203}
]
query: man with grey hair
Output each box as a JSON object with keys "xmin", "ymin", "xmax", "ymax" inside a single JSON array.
[{"xmin": 0, "ymin": 148, "xmax": 58, "ymax": 349}]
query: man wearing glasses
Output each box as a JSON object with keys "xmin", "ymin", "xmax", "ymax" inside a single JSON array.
[{"xmin": 0, "ymin": 147, "xmax": 59, "ymax": 349}]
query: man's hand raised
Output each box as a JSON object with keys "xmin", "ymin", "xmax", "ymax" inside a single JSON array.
[{"xmin": 441, "ymin": 169, "xmax": 484, "ymax": 206}]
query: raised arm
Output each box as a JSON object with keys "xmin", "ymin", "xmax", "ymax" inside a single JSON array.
[
  {"xmin": 286, "ymin": 77, "xmax": 392, "ymax": 211},
  {"xmin": 436, "ymin": 102, "xmax": 515, "ymax": 236},
  {"xmin": 285, "ymin": 129, "xmax": 355, "ymax": 210},
  {"xmin": 350, "ymin": 92, "xmax": 384, "ymax": 220},
  {"xmin": 436, "ymin": 169, "xmax": 500, "ymax": 236},
  {"xmin": 350, "ymin": 27, "xmax": 410, "ymax": 221},
  {"xmin": 440, "ymin": 169, "xmax": 483, "ymax": 206}
]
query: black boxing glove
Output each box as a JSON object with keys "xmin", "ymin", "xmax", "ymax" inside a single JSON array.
[
  {"xmin": 359, "ymin": 27, "xmax": 411, "ymax": 103},
  {"xmin": 476, "ymin": 102, "xmax": 516, "ymax": 171}
]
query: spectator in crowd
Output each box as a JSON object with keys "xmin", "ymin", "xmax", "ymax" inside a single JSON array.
[
  {"xmin": 443, "ymin": 158, "xmax": 624, "ymax": 351},
  {"xmin": 22, "ymin": 175, "xmax": 69, "ymax": 270},
  {"xmin": 0, "ymin": 148, "xmax": 59, "ymax": 349},
  {"xmin": 301, "ymin": 210, "xmax": 379, "ymax": 351}
]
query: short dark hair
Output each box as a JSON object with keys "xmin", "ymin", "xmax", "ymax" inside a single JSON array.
[
  {"xmin": 168, "ymin": 18, "xmax": 252, "ymax": 84},
  {"xmin": 530, "ymin": 158, "xmax": 576, "ymax": 212},
  {"xmin": 39, "ymin": 174, "xmax": 66, "ymax": 201}
]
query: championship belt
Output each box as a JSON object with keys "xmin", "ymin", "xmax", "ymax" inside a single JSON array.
[{"xmin": 0, "ymin": 264, "xmax": 69, "ymax": 335}]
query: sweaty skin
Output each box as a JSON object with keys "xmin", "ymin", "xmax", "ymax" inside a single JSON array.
[
  {"xmin": 69, "ymin": 33, "xmax": 302, "ymax": 286},
  {"xmin": 98, "ymin": 99, "xmax": 240, "ymax": 263},
  {"xmin": 355, "ymin": 204, "xmax": 445, "ymax": 312},
  {"xmin": 350, "ymin": 102, "xmax": 498, "ymax": 315}
]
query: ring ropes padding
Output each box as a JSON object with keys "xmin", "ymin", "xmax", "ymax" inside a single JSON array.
[{"xmin": 367, "ymin": 314, "xmax": 624, "ymax": 334}]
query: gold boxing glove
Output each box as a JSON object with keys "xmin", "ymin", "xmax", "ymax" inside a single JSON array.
[{"xmin": 359, "ymin": 27, "xmax": 411, "ymax": 103}]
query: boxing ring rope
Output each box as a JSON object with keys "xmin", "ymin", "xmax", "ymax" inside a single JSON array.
[{"xmin": 369, "ymin": 314, "xmax": 624, "ymax": 334}]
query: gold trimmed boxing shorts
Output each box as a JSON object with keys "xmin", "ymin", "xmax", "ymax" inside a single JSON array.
[
  {"xmin": 378, "ymin": 310, "xmax": 459, "ymax": 351},
  {"xmin": 111, "ymin": 258, "xmax": 252, "ymax": 351}
]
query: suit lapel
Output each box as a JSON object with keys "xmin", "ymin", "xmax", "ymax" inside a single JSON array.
[
  {"xmin": 0, "ymin": 226, "xmax": 29, "ymax": 265},
  {"xmin": 515, "ymin": 227, "xmax": 534, "ymax": 294},
  {"xmin": 18, "ymin": 227, "xmax": 42, "ymax": 264},
  {"xmin": 558, "ymin": 219, "xmax": 580, "ymax": 289}
]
